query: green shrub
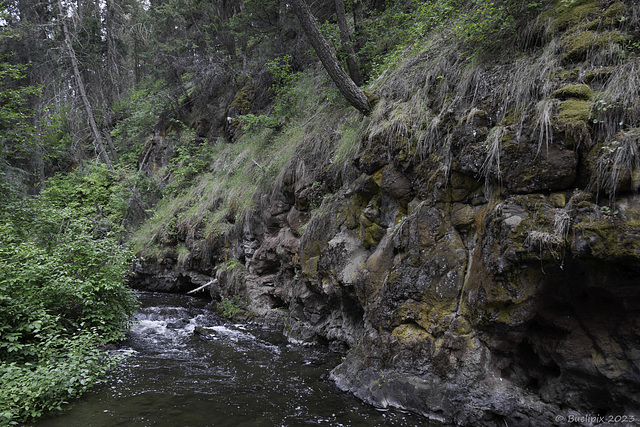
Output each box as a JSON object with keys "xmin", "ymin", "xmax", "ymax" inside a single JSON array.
[
  {"xmin": 42, "ymin": 161, "xmax": 161, "ymax": 234},
  {"xmin": 0, "ymin": 174, "xmax": 138, "ymax": 424},
  {"xmin": 110, "ymin": 80, "xmax": 169, "ymax": 167},
  {"xmin": 238, "ymin": 55, "xmax": 303, "ymax": 134},
  {"xmin": 165, "ymin": 134, "xmax": 215, "ymax": 194},
  {"xmin": 218, "ymin": 297, "xmax": 242, "ymax": 319}
]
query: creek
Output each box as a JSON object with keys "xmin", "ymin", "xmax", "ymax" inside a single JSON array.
[{"xmin": 39, "ymin": 291, "xmax": 429, "ymax": 426}]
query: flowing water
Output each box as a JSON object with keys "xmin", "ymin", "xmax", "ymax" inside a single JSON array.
[{"xmin": 39, "ymin": 292, "xmax": 429, "ymax": 426}]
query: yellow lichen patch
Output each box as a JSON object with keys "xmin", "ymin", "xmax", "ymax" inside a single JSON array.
[
  {"xmin": 301, "ymin": 255, "xmax": 319, "ymax": 281},
  {"xmin": 396, "ymin": 299, "xmax": 458, "ymax": 334},
  {"xmin": 549, "ymin": 193, "xmax": 567, "ymax": 208},
  {"xmin": 449, "ymin": 316, "xmax": 473, "ymax": 336},
  {"xmin": 392, "ymin": 322, "xmax": 433, "ymax": 344},
  {"xmin": 359, "ymin": 221, "xmax": 386, "ymax": 249}
]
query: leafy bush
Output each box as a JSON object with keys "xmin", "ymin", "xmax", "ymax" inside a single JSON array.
[
  {"xmin": 42, "ymin": 161, "xmax": 161, "ymax": 235},
  {"xmin": 110, "ymin": 80, "xmax": 169, "ymax": 166},
  {"xmin": 238, "ymin": 55, "xmax": 303, "ymax": 133},
  {"xmin": 217, "ymin": 297, "xmax": 242, "ymax": 319},
  {"xmin": 0, "ymin": 175, "xmax": 138, "ymax": 424},
  {"xmin": 165, "ymin": 133, "xmax": 215, "ymax": 194}
]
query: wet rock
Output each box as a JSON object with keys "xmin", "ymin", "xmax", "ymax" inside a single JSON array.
[{"xmin": 500, "ymin": 140, "xmax": 578, "ymax": 193}]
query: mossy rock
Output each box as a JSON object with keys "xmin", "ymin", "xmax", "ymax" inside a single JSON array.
[
  {"xmin": 580, "ymin": 2, "xmax": 627, "ymax": 31},
  {"xmin": 571, "ymin": 220, "xmax": 640, "ymax": 261},
  {"xmin": 555, "ymin": 68, "xmax": 581, "ymax": 81},
  {"xmin": 500, "ymin": 108, "xmax": 524, "ymax": 127},
  {"xmin": 558, "ymin": 99, "xmax": 592, "ymax": 123},
  {"xmin": 552, "ymin": 84, "xmax": 595, "ymax": 100},
  {"xmin": 561, "ymin": 30, "xmax": 627, "ymax": 63},
  {"xmin": 359, "ymin": 222, "xmax": 386, "ymax": 249},
  {"xmin": 224, "ymin": 84, "xmax": 256, "ymax": 141},
  {"xmin": 372, "ymin": 163, "xmax": 413, "ymax": 201},
  {"xmin": 227, "ymin": 85, "xmax": 255, "ymax": 116},
  {"xmin": 542, "ymin": 0, "xmax": 600, "ymax": 34},
  {"xmin": 354, "ymin": 132, "xmax": 392, "ymax": 174},
  {"xmin": 552, "ymin": 99, "xmax": 593, "ymax": 148},
  {"xmin": 584, "ymin": 66, "xmax": 615, "ymax": 84},
  {"xmin": 584, "ymin": 129, "xmax": 640, "ymax": 196},
  {"xmin": 469, "ymin": 267, "xmax": 546, "ymax": 327},
  {"xmin": 463, "ymin": 109, "xmax": 491, "ymax": 128}
]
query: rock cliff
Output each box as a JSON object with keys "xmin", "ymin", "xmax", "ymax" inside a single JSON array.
[{"xmin": 131, "ymin": 1, "xmax": 640, "ymax": 425}]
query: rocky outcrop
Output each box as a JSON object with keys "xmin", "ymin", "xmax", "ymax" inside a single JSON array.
[{"xmin": 131, "ymin": 2, "xmax": 640, "ymax": 425}]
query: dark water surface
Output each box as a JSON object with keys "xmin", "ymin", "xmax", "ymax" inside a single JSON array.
[{"xmin": 39, "ymin": 292, "xmax": 429, "ymax": 426}]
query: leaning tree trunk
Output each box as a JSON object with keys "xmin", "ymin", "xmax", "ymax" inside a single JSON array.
[
  {"xmin": 57, "ymin": 0, "xmax": 115, "ymax": 171},
  {"xmin": 335, "ymin": 0, "xmax": 363, "ymax": 86},
  {"xmin": 289, "ymin": 0, "xmax": 371, "ymax": 115}
]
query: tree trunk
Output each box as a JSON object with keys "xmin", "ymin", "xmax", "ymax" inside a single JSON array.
[
  {"xmin": 103, "ymin": 130, "xmax": 120, "ymax": 165},
  {"xmin": 105, "ymin": 0, "xmax": 120, "ymax": 100},
  {"xmin": 335, "ymin": 0, "xmax": 363, "ymax": 86},
  {"xmin": 352, "ymin": 0, "xmax": 366, "ymax": 53},
  {"xmin": 57, "ymin": 0, "xmax": 115, "ymax": 171},
  {"xmin": 289, "ymin": 0, "xmax": 371, "ymax": 115}
]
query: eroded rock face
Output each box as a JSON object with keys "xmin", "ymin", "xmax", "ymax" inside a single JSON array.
[
  {"xmin": 132, "ymin": 129, "xmax": 640, "ymax": 425},
  {"xmin": 326, "ymin": 185, "xmax": 640, "ymax": 425},
  {"xmin": 131, "ymin": 11, "xmax": 640, "ymax": 424}
]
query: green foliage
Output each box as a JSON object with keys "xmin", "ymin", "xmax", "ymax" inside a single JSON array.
[
  {"xmin": 166, "ymin": 134, "xmax": 215, "ymax": 194},
  {"xmin": 0, "ymin": 333, "xmax": 118, "ymax": 425},
  {"xmin": 236, "ymin": 113, "xmax": 280, "ymax": 132},
  {"xmin": 0, "ymin": 60, "xmax": 41, "ymax": 169},
  {"xmin": 221, "ymin": 258, "xmax": 243, "ymax": 271},
  {"xmin": 357, "ymin": 1, "xmax": 428, "ymax": 80},
  {"xmin": 452, "ymin": 1, "xmax": 518, "ymax": 51},
  {"xmin": 43, "ymin": 161, "xmax": 162, "ymax": 234},
  {"xmin": 0, "ymin": 172, "xmax": 138, "ymax": 424},
  {"xmin": 110, "ymin": 80, "xmax": 169, "ymax": 167},
  {"xmin": 217, "ymin": 296, "xmax": 242, "ymax": 319},
  {"xmin": 266, "ymin": 55, "xmax": 303, "ymax": 115},
  {"xmin": 239, "ymin": 55, "xmax": 303, "ymax": 133},
  {"xmin": 358, "ymin": 0, "xmax": 548, "ymax": 80},
  {"xmin": 43, "ymin": 162, "xmax": 117, "ymax": 212}
]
